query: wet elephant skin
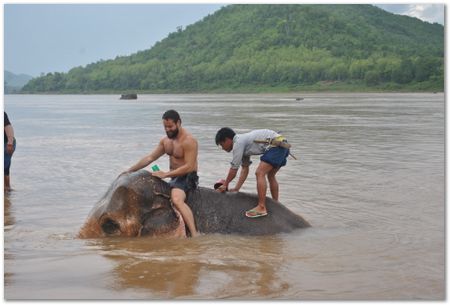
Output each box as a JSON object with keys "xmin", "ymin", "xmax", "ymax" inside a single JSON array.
[{"xmin": 79, "ymin": 170, "xmax": 310, "ymax": 238}]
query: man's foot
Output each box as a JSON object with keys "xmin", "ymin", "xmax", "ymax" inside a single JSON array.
[{"xmin": 245, "ymin": 208, "xmax": 268, "ymax": 218}]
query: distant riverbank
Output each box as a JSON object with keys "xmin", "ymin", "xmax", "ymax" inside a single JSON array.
[
  {"xmin": 17, "ymin": 80, "xmax": 443, "ymax": 95},
  {"xmin": 195, "ymin": 80, "xmax": 442, "ymax": 94}
]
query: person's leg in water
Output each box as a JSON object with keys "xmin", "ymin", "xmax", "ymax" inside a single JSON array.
[
  {"xmin": 4, "ymin": 175, "xmax": 11, "ymax": 192},
  {"xmin": 4, "ymin": 141, "xmax": 13, "ymax": 192}
]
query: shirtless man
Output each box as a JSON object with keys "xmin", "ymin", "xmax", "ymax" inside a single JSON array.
[{"xmin": 122, "ymin": 110, "xmax": 199, "ymax": 237}]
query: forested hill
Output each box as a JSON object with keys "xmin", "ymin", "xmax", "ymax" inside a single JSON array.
[{"xmin": 22, "ymin": 4, "xmax": 444, "ymax": 93}]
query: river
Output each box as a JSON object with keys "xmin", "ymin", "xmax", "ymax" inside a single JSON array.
[{"xmin": 3, "ymin": 93, "xmax": 444, "ymax": 299}]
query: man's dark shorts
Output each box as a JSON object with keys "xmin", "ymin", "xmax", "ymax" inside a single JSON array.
[
  {"xmin": 168, "ymin": 171, "xmax": 199, "ymax": 193},
  {"xmin": 260, "ymin": 146, "xmax": 289, "ymax": 168}
]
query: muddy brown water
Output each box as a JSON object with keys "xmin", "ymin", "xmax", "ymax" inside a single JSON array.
[{"xmin": 4, "ymin": 93, "xmax": 444, "ymax": 299}]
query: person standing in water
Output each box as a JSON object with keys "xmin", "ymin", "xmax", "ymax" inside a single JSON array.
[{"xmin": 4, "ymin": 112, "xmax": 16, "ymax": 192}]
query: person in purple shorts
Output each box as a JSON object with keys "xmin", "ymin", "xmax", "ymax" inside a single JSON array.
[{"xmin": 4, "ymin": 112, "xmax": 16, "ymax": 192}]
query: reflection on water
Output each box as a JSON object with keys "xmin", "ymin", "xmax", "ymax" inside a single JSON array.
[
  {"xmin": 91, "ymin": 235, "xmax": 289, "ymax": 298},
  {"xmin": 4, "ymin": 194, "xmax": 14, "ymax": 228},
  {"xmin": 4, "ymin": 194, "xmax": 15, "ymax": 288},
  {"xmin": 3, "ymin": 93, "xmax": 444, "ymax": 299}
]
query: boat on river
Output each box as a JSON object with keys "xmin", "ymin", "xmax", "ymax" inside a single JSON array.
[{"xmin": 120, "ymin": 94, "xmax": 137, "ymax": 100}]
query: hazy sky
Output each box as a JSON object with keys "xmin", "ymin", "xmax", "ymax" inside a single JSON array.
[{"xmin": 4, "ymin": 3, "xmax": 445, "ymax": 77}]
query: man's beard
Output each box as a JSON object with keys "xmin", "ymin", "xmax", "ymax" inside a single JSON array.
[{"xmin": 166, "ymin": 128, "xmax": 179, "ymax": 139}]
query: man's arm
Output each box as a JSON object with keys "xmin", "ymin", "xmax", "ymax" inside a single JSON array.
[
  {"xmin": 230, "ymin": 165, "xmax": 249, "ymax": 192},
  {"xmin": 123, "ymin": 139, "xmax": 165, "ymax": 174},
  {"xmin": 218, "ymin": 138, "xmax": 246, "ymax": 192}
]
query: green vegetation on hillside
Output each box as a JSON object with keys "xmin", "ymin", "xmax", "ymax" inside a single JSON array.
[{"xmin": 22, "ymin": 4, "xmax": 444, "ymax": 93}]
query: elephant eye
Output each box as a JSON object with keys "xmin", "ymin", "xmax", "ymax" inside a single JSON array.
[{"xmin": 101, "ymin": 218, "xmax": 120, "ymax": 235}]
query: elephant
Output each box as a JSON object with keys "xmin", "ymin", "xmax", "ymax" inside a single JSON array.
[{"xmin": 78, "ymin": 170, "xmax": 310, "ymax": 238}]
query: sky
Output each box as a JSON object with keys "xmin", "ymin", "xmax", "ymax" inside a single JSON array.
[{"xmin": 3, "ymin": 2, "xmax": 445, "ymax": 77}]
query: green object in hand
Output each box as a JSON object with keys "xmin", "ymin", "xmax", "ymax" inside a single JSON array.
[{"xmin": 151, "ymin": 164, "xmax": 160, "ymax": 172}]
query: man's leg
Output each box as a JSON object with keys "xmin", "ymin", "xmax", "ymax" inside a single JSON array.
[
  {"xmin": 267, "ymin": 167, "xmax": 280, "ymax": 202},
  {"xmin": 4, "ymin": 151, "xmax": 11, "ymax": 192},
  {"xmin": 253, "ymin": 161, "xmax": 275, "ymax": 213},
  {"xmin": 171, "ymin": 188, "xmax": 199, "ymax": 237},
  {"xmin": 4, "ymin": 175, "xmax": 10, "ymax": 192}
]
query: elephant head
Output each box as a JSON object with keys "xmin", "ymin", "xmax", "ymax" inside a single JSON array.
[{"xmin": 78, "ymin": 170, "xmax": 186, "ymax": 238}]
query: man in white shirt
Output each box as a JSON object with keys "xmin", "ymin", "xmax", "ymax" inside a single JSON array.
[{"xmin": 215, "ymin": 127, "xmax": 290, "ymax": 218}]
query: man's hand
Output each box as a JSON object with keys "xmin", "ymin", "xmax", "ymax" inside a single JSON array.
[
  {"xmin": 6, "ymin": 143, "xmax": 14, "ymax": 155},
  {"xmin": 152, "ymin": 171, "xmax": 167, "ymax": 179},
  {"xmin": 216, "ymin": 184, "xmax": 228, "ymax": 193}
]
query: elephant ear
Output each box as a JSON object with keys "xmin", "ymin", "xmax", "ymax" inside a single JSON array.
[
  {"xmin": 108, "ymin": 185, "xmax": 135, "ymax": 210},
  {"xmin": 139, "ymin": 206, "xmax": 181, "ymax": 236}
]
